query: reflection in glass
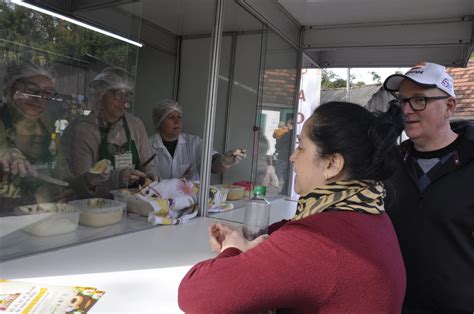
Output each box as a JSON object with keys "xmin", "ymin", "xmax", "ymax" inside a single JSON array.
[
  {"xmin": 0, "ymin": 0, "xmax": 144, "ymax": 261},
  {"xmin": 258, "ymin": 32, "xmax": 298, "ymax": 196}
]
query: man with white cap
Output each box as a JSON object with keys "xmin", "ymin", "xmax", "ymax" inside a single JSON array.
[
  {"xmin": 383, "ymin": 62, "xmax": 474, "ymax": 313},
  {"xmin": 149, "ymin": 99, "xmax": 246, "ymax": 181},
  {"xmin": 62, "ymin": 67, "xmax": 158, "ymax": 196}
]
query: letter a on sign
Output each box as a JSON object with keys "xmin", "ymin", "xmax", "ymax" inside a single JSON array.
[{"xmin": 299, "ymin": 90, "xmax": 306, "ymax": 102}]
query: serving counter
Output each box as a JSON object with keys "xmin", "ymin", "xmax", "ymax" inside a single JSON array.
[{"xmin": 0, "ymin": 198, "xmax": 297, "ymax": 313}]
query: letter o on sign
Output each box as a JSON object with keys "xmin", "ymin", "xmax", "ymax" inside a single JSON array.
[{"xmin": 297, "ymin": 112, "xmax": 305, "ymax": 124}]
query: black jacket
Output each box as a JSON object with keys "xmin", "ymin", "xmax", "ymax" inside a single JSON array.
[{"xmin": 385, "ymin": 124, "xmax": 474, "ymax": 312}]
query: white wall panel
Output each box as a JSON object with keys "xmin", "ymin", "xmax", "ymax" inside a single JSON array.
[{"xmin": 133, "ymin": 46, "xmax": 176, "ymax": 134}]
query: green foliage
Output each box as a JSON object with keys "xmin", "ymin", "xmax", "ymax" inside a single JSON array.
[
  {"xmin": 321, "ymin": 69, "xmax": 367, "ymax": 89},
  {"xmin": 0, "ymin": 2, "xmax": 135, "ymax": 69},
  {"xmin": 321, "ymin": 70, "xmax": 345, "ymax": 89},
  {"xmin": 369, "ymin": 71, "xmax": 381, "ymax": 83}
]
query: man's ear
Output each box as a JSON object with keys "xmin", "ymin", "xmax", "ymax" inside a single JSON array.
[
  {"xmin": 325, "ymin": 153, "xmax": 345, "ymax": 181},
  {"xmin": 445, "ymin": 97, "xmax": 456, "ymax": 118}
]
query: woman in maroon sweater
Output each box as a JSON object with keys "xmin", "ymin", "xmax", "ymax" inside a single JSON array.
[{"xmin": 179, "ymin": 101, "xmax": 406, "ymax": 313}]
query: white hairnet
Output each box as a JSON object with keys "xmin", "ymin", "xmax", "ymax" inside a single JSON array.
[
  {"xmin": 152, "ymin": 99, "xmax": 182, "ymax": 129},
  {"xmin": 2, "ymin": 62, "xmax": 55, "ymax": 98},
  {"xmin": 89, "ymin": 67, "xmax": 134, "ymax": 111}
]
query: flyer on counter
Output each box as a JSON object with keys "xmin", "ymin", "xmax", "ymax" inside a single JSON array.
[{"xmin": 0, "ymin": 279, "xmax": 105, "ymax": 313}]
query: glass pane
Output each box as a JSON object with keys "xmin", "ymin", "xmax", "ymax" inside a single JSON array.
[
  {"xmin": 0, "ymin": 0, "xmax": 216, "ymax": 261},
  {"xmin": 259, "ymin": 31, "xmax": 299, "ymax": 197},
  {"xmin": 207, "ymin": 3, "xmax": 299, "ymax": 224},
  {"xmin": 205, "ymin": 1, "xmax": 264, "ymax": 222}
]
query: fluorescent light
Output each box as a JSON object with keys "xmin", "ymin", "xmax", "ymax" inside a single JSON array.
[{"xmin": 10, "ymin": 0, "xmax": 143, "ymax": 47}]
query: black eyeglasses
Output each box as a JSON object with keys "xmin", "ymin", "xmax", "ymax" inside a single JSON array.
[
  {"xmin": 18, "ymin": 79, "xmax": 58, "ymax": 100},
  {"xmin": 393, "ymin": 96, "xmax": 450, "ymax": 111},
  {"xmin": 108, "ymin": 89, "xmax": 133, "ymax": 102}
]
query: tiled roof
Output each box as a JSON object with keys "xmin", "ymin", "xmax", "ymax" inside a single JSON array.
[
  {"xmin": 321, "ymin": 84, "xmax": 383, "ymax": 106},
  {"xmin": 447, "ymin": 60, "xmax": 474, "ymax": 119}
]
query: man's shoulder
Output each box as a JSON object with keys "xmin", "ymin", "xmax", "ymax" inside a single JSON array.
[
  {"xmin": 64, "ymin": 114, "xmax": 96, "ymax": 132},
  {"xmin": 124, "ymin": 112, "xmax": 145, "ymax": 128},
  {"xmin": 397, "ymin": 139, "xmax": 413, "ymax": 155}
]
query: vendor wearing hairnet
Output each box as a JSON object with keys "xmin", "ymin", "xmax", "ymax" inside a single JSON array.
[
  {"xmin": 0, "ymin": 62, "xmax": 110, "ymax": 214},
  {"xmin": 62, "ymin": 67, "xmax": 158, "ymax": 197},
  {"xmin": 149, "ymin": 99, "xmax": 246, "ymax": 181}
]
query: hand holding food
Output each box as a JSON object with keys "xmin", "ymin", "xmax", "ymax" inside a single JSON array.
[
  {"xmin": 0, "ymin": 147, "xmax": 32, "ymax": 178},
  {"xmin": 86, "ymin": 159, "xmax": 112, "ymax": 188},
  {"xmin": 221, "ymin": 148, "xmax": 247, "ymax": 167}
]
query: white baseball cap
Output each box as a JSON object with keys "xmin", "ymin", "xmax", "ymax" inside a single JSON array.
[{"xmin": 383, "ymin": 62, "xmax": 455, "ymax": 97}]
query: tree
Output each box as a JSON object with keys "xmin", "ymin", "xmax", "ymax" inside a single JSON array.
[
  {"xmin": 321, "ymin": 69, "xmax": 366, "ymax": 89},
  {"xmin": 369, "ymin": 71, "xmax": 381, "ymax": 83},
  {"xmin": 0, "ymin": 3, "xmax": 136, "ymax": 70}
]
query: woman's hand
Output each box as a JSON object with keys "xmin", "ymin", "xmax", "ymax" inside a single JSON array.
[
  {"xmin": 208, "ymin": 222, "xmax": 268, "ymax": 253},
  {"xmin": 208, "ymin": 222, "xmax": 227, "ymax": 253}
]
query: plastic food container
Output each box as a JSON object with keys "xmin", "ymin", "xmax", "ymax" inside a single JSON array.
[
  {"xmin": 110, "ymin": 189, "xmax": 152, "ymax": 216},
  {"xmin": 213, "ymin": 185, "xmax": 230, "ymax": 202},
  {"xmin": 68, "ymin": 198, "xmax": 126, "ymax": 227},
  {"xmin": 219, "ymin": 184, "xmax": 245, "ymax": 201},
  {"xmin": 14, "ymin": 203, "xmax": 80, "ymax": 237},
  {"xmin": 233, "ymin": 181, "xmax": 252, "ymax": 198}
]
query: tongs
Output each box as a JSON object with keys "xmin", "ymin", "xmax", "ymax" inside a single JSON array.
[{"xmin": 29, "ymin": 170, "xmax": 69, "ymax": 187}]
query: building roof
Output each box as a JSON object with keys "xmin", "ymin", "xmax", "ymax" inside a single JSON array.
[
  {"xmin": 321, "ymin": 84, "xmax": 383, "ymax": 106},
  {"xmin": 446, "ymin": 60, "xmax": 474, "ymax": 119}
]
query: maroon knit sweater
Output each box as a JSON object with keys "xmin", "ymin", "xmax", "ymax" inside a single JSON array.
[{"xmin": 178, "ymin": 211, "xmax": 406, "ymax": 313}]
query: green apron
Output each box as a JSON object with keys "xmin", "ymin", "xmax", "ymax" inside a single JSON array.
[{"xmin": 98, "ymin": 116, "xmax": 140, "ymax": 169}]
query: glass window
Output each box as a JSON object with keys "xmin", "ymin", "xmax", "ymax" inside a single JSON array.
[{"xmin": 0, "ymin": 0, "xmax": 216, "ymax": 261}]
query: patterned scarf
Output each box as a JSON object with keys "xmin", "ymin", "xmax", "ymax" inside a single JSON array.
[{"xmin": 293, "ymin": 179, "xmax": 385, "ymax": 221}]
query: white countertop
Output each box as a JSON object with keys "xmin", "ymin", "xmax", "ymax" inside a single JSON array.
[{"xmin": 0, "ymin": 199, "xmax": 297, "ymax": 313}]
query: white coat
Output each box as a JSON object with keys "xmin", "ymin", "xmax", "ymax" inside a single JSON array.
[{"xmin": 149, "ymin": 133, "xmax": 217, "ymax": 181}]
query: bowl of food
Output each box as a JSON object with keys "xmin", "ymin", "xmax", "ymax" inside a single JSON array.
[
  {"xmin": 68, "ymin": 198, "xmax": 126, "ymax": 227},
  {"xmin": 15, "ymin": 203, "xmax": 80, "ymax": 237},
  {"xmin": 218, "ymin": 185, "xmax": 245, "ymax": 201},
  {"xmin": 212, "ymin": 185, "xmax": 231, "ymax": 202},
  {"xmin": 233, "ymin": 181, "xmax": 252, "ymax": 198}
]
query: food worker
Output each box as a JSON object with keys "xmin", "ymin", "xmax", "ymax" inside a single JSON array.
[
  {"xmin": 149, "ymin": 99, "xmax": 246, "ymax": 181},
  {"xmin": 0, "ymin": 62, "xmax": 109, "ymax": 213},
  {"xmin": 62, "ymin": 67, "xmax": 158, "ymax": 197}
]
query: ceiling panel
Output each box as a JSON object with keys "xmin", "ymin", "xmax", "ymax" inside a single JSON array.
[
  {"xmin": 279, "ymin": 0, "xmax": 474, "ymax": 26},
  {"xmin": 119, "ymin": 0, "xmax": 263, "ymax": 36}
]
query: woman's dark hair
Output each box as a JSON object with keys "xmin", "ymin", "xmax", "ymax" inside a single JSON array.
[{"xmin": 306, "ymin": 101, "xmax": 404, "ymax": 181}]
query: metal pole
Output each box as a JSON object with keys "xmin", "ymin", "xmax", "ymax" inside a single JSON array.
[
  {"xmin": 346, "ymin": 67, "xmax": 350, "ymax": 102},
  {"xmin": 250, "ymin": 26, "xmax": 268, "ymax": 190},
  {"xmin": 199, "ymin": 0, "xmax": 224, "ymax": 217},
  {"xmin": 222, "ymin": 32, "xmax": 237, "ymax": 183}
]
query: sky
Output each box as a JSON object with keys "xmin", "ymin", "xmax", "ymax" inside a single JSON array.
[{"xmin": 329, "ymin": 67, "xmax": 410, "ymax": 85}]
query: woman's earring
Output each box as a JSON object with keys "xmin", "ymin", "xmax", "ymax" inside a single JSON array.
[{"xmin": 324, "ymin": 173, "xmax": 329, "ymax": 180}]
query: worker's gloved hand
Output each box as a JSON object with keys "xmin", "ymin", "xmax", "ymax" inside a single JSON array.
[
  {"xmin": 0, "ymin": 147, "xmax": 32, "ymax": 178},
  {"xmin": 147, "ymin": 174, "xmax": 160, "ymax": 183},
  {"xmin": 221, "ymin": 149, "xmax": 247, "ymax": 168},
  {"xmin": 86, "ymin": 159, "xmax": 113, "ymax": 188},
  {"xmin": 119, "ymin": 168, "xmax": 147, "ymax": 187}
]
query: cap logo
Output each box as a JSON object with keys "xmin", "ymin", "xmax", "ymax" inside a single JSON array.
[
  {"xmin": 406, "ymin": 69, "xmax": 424, "ymax": 75},
  {"xmin": 441, "ymin": 78, "xmax": 452, "ymax": 90}
]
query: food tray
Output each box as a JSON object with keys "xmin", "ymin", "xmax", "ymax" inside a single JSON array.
[
  {"xmin": 15, "ymin": 203, "xmax": 79, "ymax": 237},
  {"xmin": 68, "ymin": 198, "xmax": 126, "ymax": 227},
  {"xmin": 212, "ymin": 185, "xmax": 230, "ymax": 202},
  {"xmin": 111, "ymin": 189, "xmax": 153, "ymax": 217},
  {"xmin": 217, "ymin": 185, "xmax": 245, "ymax": 201}
]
